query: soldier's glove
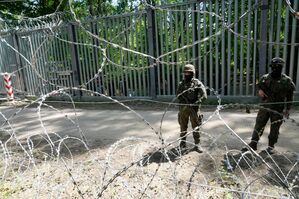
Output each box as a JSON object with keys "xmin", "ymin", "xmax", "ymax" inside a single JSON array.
[
  {"xmin": 258, "ymin": 89, "xmax": 268, "ymax": 101},
  {"xmin": 198, "ymin": 114, "xmax": 203, "ymax": 122},
  {"xmin": 283, "ymin": 109, "xmax": 290, "ymax": 119}
]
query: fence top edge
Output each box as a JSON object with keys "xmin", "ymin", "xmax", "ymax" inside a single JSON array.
[
  {"xmin": 0, "ymin": 30, "xmax": 12, "ymax": 37},
  {"xmin": 74, "ymin": 0, "xmax": 204, "ymax": 23},
  {"xmin": 0, "ymin": 11, "xmax": 146, "ymax": 35},
  {"xmin": 80, "ymin": 10, "xmax": 147, "ymax": 24},
  {"xmin": 16, "ymin": 23, "xmax": 67, "ymax": 36},
  {"xmin": 0, "ymin": 0, "xmax": 206, "ymax": 35},
  {"xmin": 157, "ymin": 0, "xmax": 205, "ymax": 9},
  {"xmin": 0, "ymin": 22, "xmax": 68, "ymax": 36}
]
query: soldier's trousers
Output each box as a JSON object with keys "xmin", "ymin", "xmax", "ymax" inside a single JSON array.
[
  {"xmin": 251, "ymin": 108, "xmax": 283, "ymax": 147},
  {"xmin": 178, "ymin": 106, "xmax": 202, "ymax": 144}
]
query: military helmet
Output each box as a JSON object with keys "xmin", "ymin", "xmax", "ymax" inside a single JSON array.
[
  {"xmin": 270, "ymin": 57, "xmax": 285, "ymax": 68},
  {"xmin": 183, "ymin": 64, "xmax": 195, "ymax": 74}
]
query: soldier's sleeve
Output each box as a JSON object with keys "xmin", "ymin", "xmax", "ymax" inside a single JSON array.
[
  {"xmin": 201, "ymin": 82, "xmax": 207, "ymax": 102},
  {"xmin": 256, "ymin": 74, "xmax": 267, "ymax": 91},
  {"xmin": 176, "ymin": 82, "xmax": 182, "ymax": 96},
  {"xmin": 197, "ymin": 81, "xmax": 207, "ymax": 103},
  {"xmin": 286, "ymin": 78, "xmax": 296, "ymax": 110},
  {"xmin": 176, "ymin": 82, "xmax": 184, "ymax": 101}
]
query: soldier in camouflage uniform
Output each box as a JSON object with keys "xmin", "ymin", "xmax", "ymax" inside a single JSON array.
[
  {"xmin": 242, "ymin": 57, "xmax": 296, "ymax": 154},
  {"xmin": 176, "ymin": 64, "xmax": 207, "ymax": 151}
]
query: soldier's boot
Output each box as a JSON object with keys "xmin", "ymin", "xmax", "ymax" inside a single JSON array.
[
  {"xmin": 265, "ymin": 147, "xmax": 274, "ymax": 155},
  {"xmin": 193, "ymin": 131, "xmax": 200, "ymax": 145},
  {"xmin": 192, "ymin": 144, "xmax": 202, "ymax": 153},
  {"xmin": 192, "ymin": 135, "xmax": 202, "ymax": 153},
  {"xmin": 266, "ymin": 141, "xmax": 275, "ymax": 155},
  {"xmin": 241, "ymin": 141, "xmax": 257, "ymax": 153},
  {"xmin": 179, "ymin": 134, "xmax": 187, "ymax": 149}
]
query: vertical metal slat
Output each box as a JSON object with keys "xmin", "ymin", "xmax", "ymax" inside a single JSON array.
[
  {"xmin": 275, "ymin": 0, "xmax": 282, "ymax": 57},
  {"xmin": 111, "ymin": 18, "xmax": 118, "ymax": 96},
  {"xmin": 36, "ymin": 32, "xmax": 47, "ymax": 94},
  {"xmin": 175, "ymin": 8, "xmax": 180, "ymax": 86},
  {"xmin": 160, "ymin": 12, "xmax": 165, "ymax": 95},
  {"xmin": 164, "ymin": 11, "xmax": 170, "ymax": 95},
  {"xmin": 252, "ymin": 0, "xmax": 258, "ymax": 96},
  {"xmin": 136, "ymin": 16, "xmax": 142, "ymax": 96},
  {"xmin": 246, "ymin": 0, "xmax": 252, "ymax": 95},
  {"xmin": 268, "ymin": 0, "xmax": 275, "ymax": 63},
  {"xmin": 227, "ymin": 2, "xmax": 232, "ymax": 96},
  {"xmin": 289, "ymin": 0, "xmax": 298, "ymax": 82},
  {"xmin": 30, "ymin": 33, "xmax": 38, "ymax": 94},
  {"xmin": 99, "ymin": 20, "xmax": 106, "ymax": 94},
  {"xmin": 155, "ymin": 11, "xmax": 161, "ymax": 95},
  {"xmin": 90, "ymin": 22, "xmax": 98, "ymax": 94},
  {"xmin": 127, "ymin": 17, "xmax": 134, "ymax": 97},
  {"xmin": 115, "ymin": 18, "xmax": 121, "ymax": 96},
  {"xmin": 239, "ymin": 0, "xmax": 245, "ymax": 95},
  {"xmin": 197, "ymin": 2, "xmax": 202, "ymax": 81},
  {"xmin": 103, "ymin": 19, "xmax": 110, "ymax": 95},
  {"xmin": 170, "ymin": 10, "xmax": 175, "ymax": 95},
  {"xmin": 122, "ymin": 17, "xmax": 129, "ymax": 96},
  {"xmin": 186, "ymin": 5, "xmax": 190, "ymax": 61},
  {"xmin": 28, "ymin": 36, "xmax": 37, "ymax": 95},
  {"xmin": 203, "ymin": 2, "xmax": 208, "ymax": 87},
  {"xmin": 81, "ymin": 28, "xmax": 89, "ymax": 93},
  {"xmin": 215, "ymin": 0, "xmax": 219, "ymax": 93},
  {"xmin": 180, "ymin": 5, "xmax": 185, "ymax": 68},
  {"xmin": 86, "ymin": 23, "xmax": 95, "ymax": 93},
  {"xmin": 233, "ymin": 0, "xmax": 238, "ymax": 95},
  {"xmin": 142, "ymin": 14, "xmax": 147, "ymax": 96},
  {"xmin": 282, "ymin": 5, "xmax": 290, "ymax": 69},
  {"xmin": 138, "ymin": 16, "xmax": 143, "ymax": 96},
  {"xmin": 191, "ymin": 5, "xmax": 196, "ymax": 67},
  {"xmin": 209, "ymin": 1, "xmax": 213, "ymax": 91}
]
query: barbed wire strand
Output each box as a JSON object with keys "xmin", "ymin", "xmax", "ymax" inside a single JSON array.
[{"xmin": 0, "ymin": 0, "xmax": 298, "ymax": 198}]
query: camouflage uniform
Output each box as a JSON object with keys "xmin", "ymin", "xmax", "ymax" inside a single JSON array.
[
  {"xmin": 177, "ymin": 65, "xmax": 207, "ymax": 147},
  {"xmin": 248, "ymin": 58, "xmax": 295, "ymax": 151}
]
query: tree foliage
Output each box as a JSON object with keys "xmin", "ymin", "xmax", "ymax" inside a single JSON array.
[
  {"xmin": 0, "ymin": 0, "xmax": 143, "ymax": 21},
  {"xmin": 0, "ymin": 0, "xmax": 68, "ymax": 19}
]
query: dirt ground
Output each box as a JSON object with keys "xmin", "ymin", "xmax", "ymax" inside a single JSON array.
[{"xmin": 0, "ymin": 101, "xmax": 298, "ymax": 198}]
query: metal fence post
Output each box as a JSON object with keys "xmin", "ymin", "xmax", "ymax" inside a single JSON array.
[
  {"xmin": 68, "ymin": 23, "xmax": 81, "ymax": 97},
  {"xmin": 258, "ymin": 0, "xmax": 268, "ymax": 77},
  {"xmin": 146, "ymin": 6, "xmax": 157, "ymax": 98},
  {"xmin": 12, "ymin": 32, "xmax": 27, "ymax": 93}
]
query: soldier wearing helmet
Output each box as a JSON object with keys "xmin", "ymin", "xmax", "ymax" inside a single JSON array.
[
  {"xmin": 176, "ymin": 64, "xmax": 207, "ymax": 152},
  {"xmin": 242, "ymin": 57, "xmax": 296, "ymax": 154}
]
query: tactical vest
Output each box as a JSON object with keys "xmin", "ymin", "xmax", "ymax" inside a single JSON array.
[
  {"xmin": 258, "ymin": 73, "xmax": 295, "ymax": 110},
  {"xmin": 177, "ymin": 78, "xmax": 205, "ymax": 104}
]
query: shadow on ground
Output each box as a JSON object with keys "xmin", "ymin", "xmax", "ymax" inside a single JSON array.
[
  {"xmin": 139, "ymin": 146, "xmax": 203, "ymax": 166},
  {"xmin": 223, "ymin": 150, "xmax": 299, "ymax": 196},
  {"xmin": 0, "ymin": 131, "xmax": 93, "ymax": 160}
]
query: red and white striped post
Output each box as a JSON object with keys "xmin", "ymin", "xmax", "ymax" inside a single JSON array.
[{"xmin": 3, "ymin": 72, "xmax": 14, "ymax": 101}]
